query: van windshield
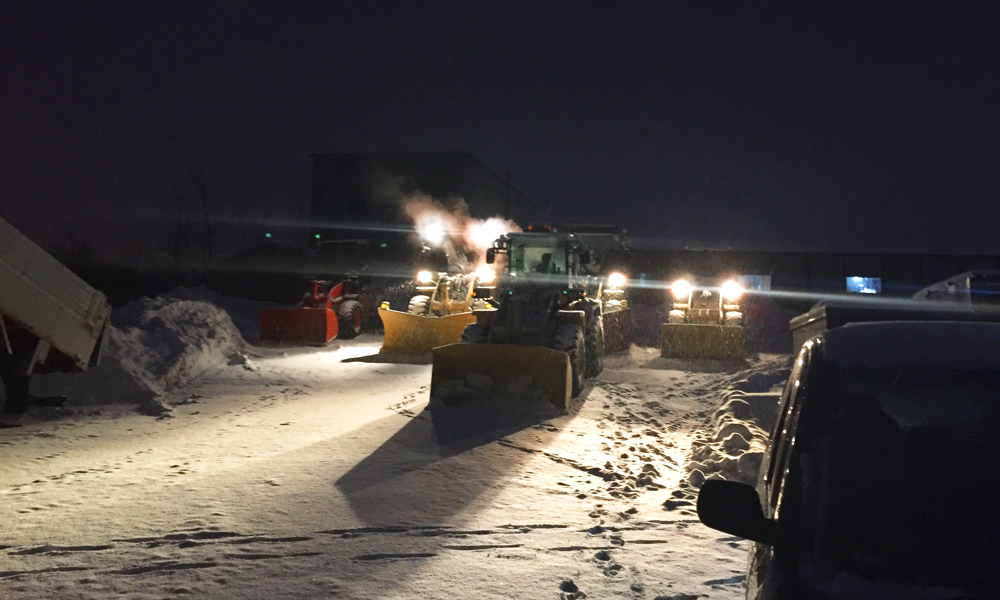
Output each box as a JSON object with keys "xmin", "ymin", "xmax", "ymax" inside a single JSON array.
[{"xmin": 815, "ymin": 367, "xmax": 1000, "ymax": 592}]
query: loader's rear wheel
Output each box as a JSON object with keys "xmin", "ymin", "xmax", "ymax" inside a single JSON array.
[
  {"xmin": 407, "ymin": 295, "xmax": 430, "ymax": 315},
  {"xmin": 337, "ymin": 300, "xmax": 363, "ymax": 339},
  {"xmin": 461, "ymin": 323, "xmax": 489, "ymax": 344},
  {"xmin": 0, "ymin": 367, "xmax": 29, "ymax": 413},
  {"xmin": 583, "ymin": 302, "xmax": 605, "ymax": 378},
  {"xmin": 553, "ymin": 324, "xmax": 585, "ymax": 397}
]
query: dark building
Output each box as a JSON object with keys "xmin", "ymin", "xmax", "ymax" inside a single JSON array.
[
  {"xmin": 628, "ymin": 248, "xmax": 1000, "ymax": 310},
  {"xmin": 310, "ymin": 151, "xmax": 536, "ymax": 231},
  {"xmin": 307, "ymin": 151, "xmax": 537, "ymax": 278}
]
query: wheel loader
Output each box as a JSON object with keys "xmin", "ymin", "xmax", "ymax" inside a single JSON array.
[
  {"xmin": 259, "ymin": 278, "xmax": 364, "ymax": 345},
  {"xmin": 377, "ymin": 269, "xmax": 495, "ymax": 356},
  {"xmin": 659, "ymin": 277, "xmax": 746, "ymax": 360},
  {"xmin": 430, "ymin": 226, "xmax": 629, "ymax": 411}
]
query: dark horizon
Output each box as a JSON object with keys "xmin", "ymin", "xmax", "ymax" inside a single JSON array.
[{"xmin": 2, "ymin": 1, "xmax": 999, "ymax": 261}]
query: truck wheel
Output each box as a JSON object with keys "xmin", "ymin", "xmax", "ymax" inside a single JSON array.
[
  {"xmin": 408, "ymin": 295, "xmax": 430, "ymax": 315},
  {"xmin": 0, "ymin": 372, "xmax": 29, "ymax": 413},
  {"xmin": 337, "ymin": 300, "xmax": 363, "ymax": 339},
  {"xmin": 461, "ymin": 323, "xmax": 488, "ymax": 344},
  {"xmin": 583, "ymin": 302, "xmax": 605, "ymax": 378},
  {"xmin": 553, "ymin": 324, "xmax": 585, "ymax": 397}
]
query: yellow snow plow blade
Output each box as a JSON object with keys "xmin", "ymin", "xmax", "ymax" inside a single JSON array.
[
  {"xmin": 378, "ymin": 308, "xmax": 477, "ymax": 355},
  {"xmin": 431, "ymin": 344, "xmax": 572, "ymax": 411},
  {"xmin": 660, "ymin": 324, "xmax": 745, "ymax": 360}
]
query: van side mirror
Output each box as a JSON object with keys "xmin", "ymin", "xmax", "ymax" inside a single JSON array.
[
  {"xmin": 486, "ymin": 248, "xmax": 496, "ymax": 264},
  {"xmin": 697, "ymin": 480, "xmax": 774, "ymax": 545}
]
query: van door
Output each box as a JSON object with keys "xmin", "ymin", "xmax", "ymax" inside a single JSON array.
[{"xmin": 747, "ymin": 341, "xmax": 812, "ymax": 599}]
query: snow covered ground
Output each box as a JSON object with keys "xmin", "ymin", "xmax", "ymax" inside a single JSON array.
[{"xmin": 2, "ymin": 299, "xmax": 791, "ymax": 600}]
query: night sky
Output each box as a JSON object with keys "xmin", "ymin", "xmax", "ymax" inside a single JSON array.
[{"xmin": 2, "ymin": 1, "xmax": 999, "ymax": 259}]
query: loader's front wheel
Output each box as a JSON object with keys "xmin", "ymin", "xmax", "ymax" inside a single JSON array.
[
  {"xmin": 461, "ymin": 323, "xmax": 489, "ymax": 344},
  {"xmin": 337, "ymin": 300, "xmax": 363, "ymax": 339},
  {"xmin": 583, "ymin": 301, "xmax": 605, "ymax": 378},
  {"xmin": 408, "ymin": 295, "xmax": 430, "ymax": 315},
  {"xmin": 553, "ymin": 324, "xmax": 585, "ymax": 397}
]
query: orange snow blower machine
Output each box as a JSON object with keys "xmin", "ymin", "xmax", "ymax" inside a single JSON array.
[{"xmin": 260, "ymin": 278, "xmax": 364, "ymax": 345}]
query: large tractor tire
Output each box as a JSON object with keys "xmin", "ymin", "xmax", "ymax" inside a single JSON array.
[
  {"xmin": 0, "ymin": 369, "xmax": 29, "ymax": 413},
  {"xmin": 583, "ymin": 301, "xmax": 605, "ymax": 378},
  {"xmin": 461, "ymin": 323, "xmax": 489, "ymax": 344},
  {"xmin": 407, "ymin": 295, "xmax": 430, "ymax": 315},
  {"xmin": 553, "ymin": 324, "xmax": 585, "ymax": 397},
  {"xmin": 337, "ymin": 300, "xmax": 363, "ymax": 339}
]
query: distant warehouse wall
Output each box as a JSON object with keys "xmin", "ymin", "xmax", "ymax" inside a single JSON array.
[
  {"xmin": 629, "ymin": 248, "xmax": 1000, "ymax": 304},
  {"xmin": 310, "ymin": 151, "xmax": 536, "ymax": 230}
]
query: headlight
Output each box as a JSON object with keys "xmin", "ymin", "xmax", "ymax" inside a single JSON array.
[
  {"xmin": 607, "ymin": 272, "xmax": 627, "ymax": 289},
  {"xmin": 671, "ymin": 279, "xmax": 691, "ymax": 299},
  {"xmin": 474, "ymin": 268, "xmax": 496, "ymax": 284},
  {"xmin": 417, "ymin": 219, "xmax": 446, "ymax": 246},
  {"xmin": 416, "ymin": 270, "xmax": 434, "ymax": 284},
  {"xmin": 721, "ymin": 280, "xmax": 744, "ymax": 301}
]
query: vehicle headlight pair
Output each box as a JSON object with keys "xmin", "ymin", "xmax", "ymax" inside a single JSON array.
[{"xmin": 670, "ymin": 279, "xmax": 744, "ymax": 301}]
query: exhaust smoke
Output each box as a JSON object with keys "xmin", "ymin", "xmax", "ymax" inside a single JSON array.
[{"xmin": 400, "ymin": 193, "xmax": 520, "ymax": 272}]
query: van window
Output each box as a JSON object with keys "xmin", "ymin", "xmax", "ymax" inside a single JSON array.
[{"xmin": 814, "ymin": 367, "xmax": 1000, "ymax": 592}]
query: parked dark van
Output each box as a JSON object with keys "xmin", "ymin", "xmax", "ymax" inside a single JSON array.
[{"xmin": 698, "ymin": 321, "xmax": 1000, "ymax": 599}]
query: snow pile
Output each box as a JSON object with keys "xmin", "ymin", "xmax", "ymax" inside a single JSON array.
[
  {"xmin": 33, "ymin": 297, "xmax": 248, "ymax": 409},
  {"xmin": 684, "ymin": 361, "xmax": 791, "ymax": 488},
  {"xmin": 165, "ymin": 286, "xmax": 283, "ymax": 343}
]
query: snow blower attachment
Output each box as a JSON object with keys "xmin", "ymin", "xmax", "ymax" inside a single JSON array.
[
  {"xmin": 378, "ymin": 270, "xmax": 494, "ymax": 356},
  {"xmin": 260, "ymin": 279, "xmax": 363, "ymax": 345},
  {"xmin": 660, "ymin": 278, "xmax": 745, "ymax": 360},
  {"xmin": 430, "ymin": 227, "xmax": 630, "ymax": 415}
]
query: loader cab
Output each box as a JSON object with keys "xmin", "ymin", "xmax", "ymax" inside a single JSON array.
[{"xmin": 496, "ymin": 233, "xmax": 586, "ymax": 285}]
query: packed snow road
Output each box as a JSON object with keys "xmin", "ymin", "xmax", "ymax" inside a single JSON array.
[{"xmin": 2, "ymin": 336, "xmax": 788, "ymax": 600}]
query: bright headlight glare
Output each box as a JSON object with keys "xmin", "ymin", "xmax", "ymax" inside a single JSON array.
[
  {"xmin": 722, "ymin": 280, "xmax": 744, "ymax": 301},
  {"xmin": 608, "ymin": 272, "xmax": 627, "ymax": 288},
  {"xmin": 417, "ymin": 219, "xmax": 446, "ymax": 246},
  {"xmin": 474, "ymin": 268, "xmax": 496, "ymax": 283},
  {"xmin": 671, "ymin": 279, "xmax": 691, "ymax": 299},
  {"xmin": 416, "ymin": 270, "xmax": 434, "ymax": 284}
]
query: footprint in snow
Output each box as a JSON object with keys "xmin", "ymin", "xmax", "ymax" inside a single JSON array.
[{"xmin": 558, "ymin": 579, "xmax": 586, "ymax": 600}]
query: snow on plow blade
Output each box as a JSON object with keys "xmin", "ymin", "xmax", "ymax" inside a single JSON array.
[
  {"xmin": 260, "ymin": 308, "xmax": 338, "ymax": 345},
  {"xmin": 378, "ymin": 308, "xmax": 477, "ymax": 356},
  {"xmin": 431, "ymin": 344, "xmax": 572, "ymax": 411},
  {"xmin": 660, "ymin": 324, "xmax": 745, "ymax": 360}
]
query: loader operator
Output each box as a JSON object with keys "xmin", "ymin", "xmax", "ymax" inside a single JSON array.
[{"xmin": 535, "ymin": 253, "xmax": 552, "ymax": 274}]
